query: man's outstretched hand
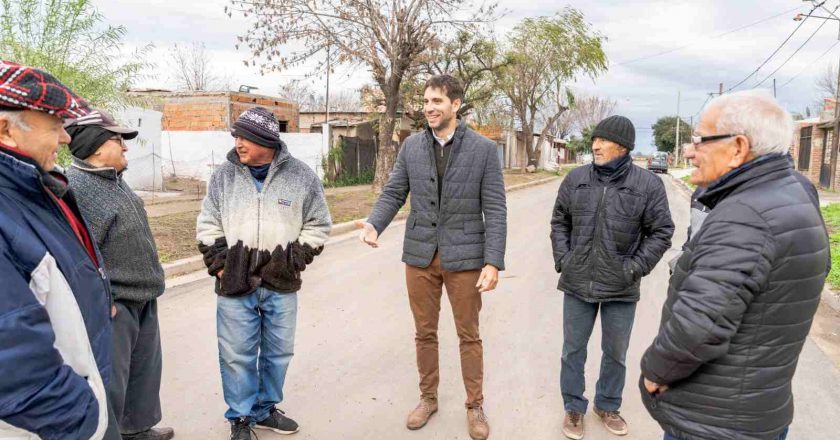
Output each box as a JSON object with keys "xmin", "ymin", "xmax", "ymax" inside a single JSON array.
[
  {"xmin": 476, "ymin": 264, "xmax": 499, "ymax": 293},
  {"xmin": 355, "ymin": 220, "xmax": 379, "ymax": 248}
]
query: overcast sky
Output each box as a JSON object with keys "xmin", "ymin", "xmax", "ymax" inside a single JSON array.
[{"xmin": 92, "ymin": 0, "xmax": 839, "ymax": 153}]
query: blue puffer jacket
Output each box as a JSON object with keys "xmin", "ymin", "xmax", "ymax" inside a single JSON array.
[{"xmin": 0, "ymin": 147, "xmax": 112, "ymax": 440}]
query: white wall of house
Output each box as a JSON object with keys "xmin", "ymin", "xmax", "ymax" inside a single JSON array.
[
  {"xmin": 116, "ymin": 107, "xmax": 164, "ymax": 191},
  {"xmin": 159, "ymin": 131, "xmax": 325, "ymax": 181}
]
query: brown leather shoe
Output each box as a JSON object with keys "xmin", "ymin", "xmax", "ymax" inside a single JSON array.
[
  {"xmin": 406, "ymin": 398, "xmax": 438, "ymax": 430},
  {"xmin": 467, "ymin": 407, "xmax": 490, "ymax": 440},
  {"xmin": 562, "ymin": 411, "xmax": 584, "ymax": 440},
  {"xmin": 593, "ymin": 408, "xmax": 628, "ymax": 436}
]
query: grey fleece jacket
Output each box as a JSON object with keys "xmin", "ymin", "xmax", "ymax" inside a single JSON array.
[
  {"xmin": 196, "ymin": 143, "xmax": 332, "ymax": 295},
  {"xmin": 66, "ymin": 158, "xmax": 165, "ymax": 303}
]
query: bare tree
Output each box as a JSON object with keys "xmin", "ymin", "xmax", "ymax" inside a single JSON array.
[
  {"xmin": 279, "ymin": 80, "xmax": 320, "ymax": 110},
  {"xmin": 169, "ymin": 42, "xmax": 229, "ymax": 91},
  {"xmin": 226, "ymin": 0, "xmax": 497, "ymax": 192},
  {"xmin": 571, "ymin": 94, "xmax": 616, "ymax": 133},
  {"xmin": 816, "ymin": 61, "xmax": 837, "ymax": 99},
  {"xmin": 280, "ymin": 81, "xmax": 362, "ymax": 112},
  {"xmin": 495, "ymin": 9, "xmax": 607, "ymax": 169}
]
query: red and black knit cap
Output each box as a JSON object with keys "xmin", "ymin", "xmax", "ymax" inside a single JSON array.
[{"xmin": 0, "ymin": 60, "xmax": 91, "ymax": 119}]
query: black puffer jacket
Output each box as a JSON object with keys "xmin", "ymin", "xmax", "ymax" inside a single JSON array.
[
  {"xmin": 640, "ymin": 155, "xmax": 830, "ymax": 440},
  {"xmin": 550, "ymin": 157, "xmax": 674, "ymax": 302}
]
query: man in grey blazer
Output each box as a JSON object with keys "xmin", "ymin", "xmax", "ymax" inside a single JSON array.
[{"xmin": 357, "ymin": 74, "xmax": 507, "ymax": 440}]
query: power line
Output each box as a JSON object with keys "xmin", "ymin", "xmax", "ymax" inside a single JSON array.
[
  {"xmin": 691, "ymin": 93, "xmax": 714, "ymax": 120},
  {"xmin": 726, "ymin": 3, "xmax": 819, "ymax": 93},
  {"xmin": 778, "ymin": 40, "xmax": 840, "ymax": 90},
  {"xmin": 752, "ymin": 5, "xmax": 838, "ymax": 89},
  {"xmin": 616, "ymin": 6, "xmax": 804, "ymax": 66}
]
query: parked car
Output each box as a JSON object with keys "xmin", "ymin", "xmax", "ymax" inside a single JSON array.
[{"xmin": 648, "ymin": 152, "xmax": 669, "ymax": 173}]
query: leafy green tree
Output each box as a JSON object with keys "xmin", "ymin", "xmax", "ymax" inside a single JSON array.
[
  {"xmin": 495, "ymin": 8, "xmax": 607, "ymax": 169},
  {"xmin": 652, "ymin": 116, "xmax": 691, "ymax": 153},
  {"xmin": 566, "ymin": 125, "xmax": 595, "ymax": 154},
  {"xmin": 1, "ymin": 0, "xmax": 149, "ymax": 165}
]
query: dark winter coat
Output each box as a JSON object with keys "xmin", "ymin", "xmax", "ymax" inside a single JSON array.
[
  {"xmin": 640, "ymin": 155, "xmax": 830, "ymax": 440},
  {"xmin": 67, "ymin": 158, "xmax": 165, "ymax": 303},
  {"xmin": 367, "ymin": 121, "xmax": 507, "ymax": 271},
  {"xmin": 550, "ymin": 157, "xmax": 674, "ymax": 302}
]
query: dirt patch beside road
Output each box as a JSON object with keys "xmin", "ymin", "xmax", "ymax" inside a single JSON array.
[{"xmin": 149, "ymin": 210, "xmax": 201, "ymax": 263}]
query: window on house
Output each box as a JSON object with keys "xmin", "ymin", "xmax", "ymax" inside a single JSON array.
[
  {"xmin": 278, "ymin": 120, "xmax": 288, "ymax": 132},
  {"xmin": 799, "ymin": 126, "xmax": 812, "ymax": 171}
]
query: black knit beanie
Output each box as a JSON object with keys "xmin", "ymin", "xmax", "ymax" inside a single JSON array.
[
  {"xmin": 231, "ymin": 107, "xmax": 281, "ymax": 149},
  {"xmin": 591, "ymin": 115, "xmax": 635, "ymax": 151}
]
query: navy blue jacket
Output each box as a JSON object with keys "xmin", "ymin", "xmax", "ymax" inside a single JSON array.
[{"xmin": 0, "ymin": 147, "xmax": 112, "ymax": 439}]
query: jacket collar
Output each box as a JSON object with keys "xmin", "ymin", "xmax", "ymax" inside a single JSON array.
[
  {"xmin": 424, "ymin": 119, "xmax": 468, "ymax": 148},
  {"xmin": 70, "ymin": 156, "xmax": 121, "ymax": 181},
  {"xmin": 698, "ymin": 154, "xmax": 791, "ymax": 209},
  {"xmin": 0, "ymin": 143, "xmax": 71, "ymax": 198}
]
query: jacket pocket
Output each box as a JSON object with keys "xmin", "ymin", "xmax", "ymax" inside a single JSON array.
[
  {"xmin": 464, "ymin": 220, "xmax": 485, "ymax": 234},
  {"xmin": 613, "ymin": 188, "xmax": 644, "ymax": 219},
  {"xmin": 572, "ymin": 186, "xmax": 594, "ymax": 213},
  {"xmin": 623, "ymin": 258, "xmax": 640, "ymax": 284},
  {"xmin": 407, "ymin": 214, "xmax": 417, "ymax": 229}
]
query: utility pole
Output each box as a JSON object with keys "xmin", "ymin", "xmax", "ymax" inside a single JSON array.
[
  {"xmin": 675, "ymin": 91, "xmax": 681, "ymax": 166},
  {"xmin": 773, "ymin": 78, "xmax": 777, "ymax": 98},
  {"xmin": 325, "ymin": 44, "xmax": 331, "ymax": 125}
]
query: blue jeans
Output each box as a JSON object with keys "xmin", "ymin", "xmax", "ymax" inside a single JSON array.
[
  {"xmin": 217, "ymin": 287, "xmax": 297, "ymax": 421},
  {"xmin": 664, "ymin": 426, "xmax": 789, "ymax": 440},
  {"xmin": 560, "ymin": 293, "xmax": 636, "ymax": 414}
]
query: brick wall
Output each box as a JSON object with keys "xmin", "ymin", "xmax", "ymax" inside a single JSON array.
[{"xmin": 133, "ymin": 91, "xmax": 300, "ymax": 132}]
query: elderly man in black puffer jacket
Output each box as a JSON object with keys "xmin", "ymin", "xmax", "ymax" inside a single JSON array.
[
  {"xmin": 551, "ymin": 115, "xmax": 674, "ymax": 439},
  {"xmin": 640, "ymin": 90, "xmax": 830, "ymax": 440}
]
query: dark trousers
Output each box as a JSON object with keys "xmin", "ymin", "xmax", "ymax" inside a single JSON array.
[
  {"xmin": 560, "ymin": 293, "xmax": 636, "ymax": 414},
  {"xmin": 107, "ymin": 299, "xmax": 163, "ymax": 435}
]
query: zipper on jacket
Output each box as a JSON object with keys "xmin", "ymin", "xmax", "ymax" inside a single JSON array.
[
  {"xmin": 589, "ymin": 187, "xmax": 608, "ymax": 295},
  {"xmin": 40, "ymin": 178, "xmax": 112, "ymax": 302}
]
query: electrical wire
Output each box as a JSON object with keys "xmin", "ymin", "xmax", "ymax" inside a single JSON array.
[
  {"xmin": 725, "ymin": 4, "xmax": 818, "ymax": 93},
  {"xmin": 752, "ymin": 5, "xmax": 839, "ymax": 89},
  {"xmin": 777, "ymin": 40, "xmax": 840, "ymax": 90},
  {"xmin": 616, "ymin": 6, "xmax": 804, "ymax": 66}
]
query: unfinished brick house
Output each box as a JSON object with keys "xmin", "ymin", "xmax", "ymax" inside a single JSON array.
[
  {"xmin": 128, "ymin": 90, "xmax": 300, "ymax": 132},
  {"xmin": 792, "ymin": 98, "xmax": 839, "ymax": 190}
]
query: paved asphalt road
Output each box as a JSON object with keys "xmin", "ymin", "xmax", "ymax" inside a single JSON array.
[{"xmin": 157, "ymin": 175, "xmax": 840, "ymax": 439}]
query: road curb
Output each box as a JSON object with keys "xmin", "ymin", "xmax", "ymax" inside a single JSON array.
[
  {"xmin": 667, "ymin": 172, "xmax": 694, "ymax": 198},
  {"xmin": 823, "ymin": 288, "xmax": 840, "ymax": 314},
  {"xmin": 163, "ymin": 175, "xmax": 563, "ymax": 279}
]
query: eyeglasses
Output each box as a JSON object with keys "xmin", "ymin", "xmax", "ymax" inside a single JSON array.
[
  {"xmin": 109, "ymin": 136, "xmax": 125, "ymax": 146},
  {"xmin": 690, "ymin": 133, "xmax": 738, "ymax": 146}
]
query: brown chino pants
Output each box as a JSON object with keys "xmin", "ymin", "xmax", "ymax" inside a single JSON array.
[{"xmin": 405, "ymin": 252, "xmax": 484, "ymax": 408}]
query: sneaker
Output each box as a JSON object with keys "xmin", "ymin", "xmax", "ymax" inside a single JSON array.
[
  {"xmin": 255, "ymin": 407, "xmax": 299, "ymax": 435},
  {"xmin": 466, "ymin": 407, "xmax": 490, "ymax": 440},
  {"xmin": 593, "ymin": 408, "xmax": 628, "ymax": 436},
  {"xmin": 230, "ymin": 417, "xmax": 255, "ymax": 440},
  {"xmin": 121, "ymin": 427, "xmax": 175, "ymax": 440},
  {"xmin": 406, "ymin": 398, "xmax": 438, "ymax": 430},
  {"xmin": 562, "ymin": 411, "xmax": 584, "ymax": 440}
]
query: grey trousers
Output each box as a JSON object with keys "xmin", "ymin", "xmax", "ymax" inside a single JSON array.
[{"xmin": 107, "ymin": 299, "xmax": 163, "ymax": 435}]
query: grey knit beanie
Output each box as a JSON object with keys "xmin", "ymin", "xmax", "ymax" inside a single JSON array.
[{"xmin": 591, "ymin": 115, "xmax": 635, "ymax": 150}]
